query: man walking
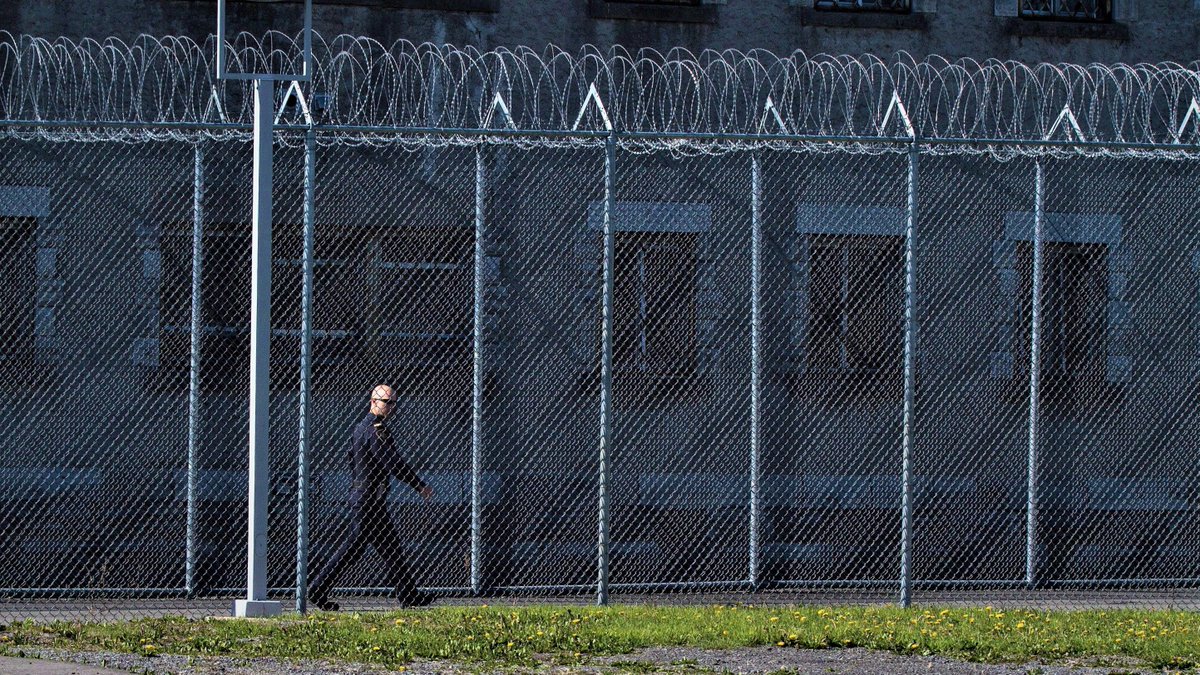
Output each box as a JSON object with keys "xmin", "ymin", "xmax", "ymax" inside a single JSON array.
[{"xmin": 308, "ymin": 384, "xmax": 436, "ymax": 611}]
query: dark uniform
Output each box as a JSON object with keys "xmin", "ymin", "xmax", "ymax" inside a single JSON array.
[{"xmin": 309, "ymin": 413, "xmax": 429, "ymax": 606}]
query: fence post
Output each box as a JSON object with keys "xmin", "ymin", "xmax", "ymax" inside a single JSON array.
[
  {"xmin": 899, "ymin": 140, "xmax": 919, "ymax": 608},
  {"xmin": 186, "ymin": 141, "xmax": 204, "ymax": 599},
  {"xmin": 236, "ymin": 78, "xmax": 281, "ymax": 617},
  {"xmin": 471, "ymin": 142, "xmax": 486, "ymax": 596},
  {"xmin": 1026, "ymin": 159, "xmax": 1044, "ymax": 589},
  {"xmin": 598, "ymin": 131, "xmax": 616, "ymax": 607},
  {"xmin": 295, "ymin": 126, "xmax": 316, "ymax": 613},
  {"xmin": 749, "ymin": 152, "xmax": 762, "ymax": 591}
]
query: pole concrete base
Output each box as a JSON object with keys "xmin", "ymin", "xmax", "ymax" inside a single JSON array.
[{"xmin": 233, "ymin": 599, "xmax": 283, "ymax": 618}]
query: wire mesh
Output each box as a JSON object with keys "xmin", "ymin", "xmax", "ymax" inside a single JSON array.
[{"xmin": 4, "ymin": 120, "xmax": 1200, "ymax": 620}]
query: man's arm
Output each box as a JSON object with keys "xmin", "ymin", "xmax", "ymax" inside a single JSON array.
[{"xmin": 379, "ymin": 442, "xmax": 430, "ymax": 495}]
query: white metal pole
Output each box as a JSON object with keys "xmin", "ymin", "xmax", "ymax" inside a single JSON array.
[{"xmin": 236, "ymin": 78, "xmax": 282, "ymax": 617}]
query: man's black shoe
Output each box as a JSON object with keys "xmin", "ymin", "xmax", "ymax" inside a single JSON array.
[
  {"xmin": 398, "ymin": 591, "xmax": 436, "ymax": 608},
  {"xmin": 309, "ymin": 596, "xmax": 340, "ymax": 612}
]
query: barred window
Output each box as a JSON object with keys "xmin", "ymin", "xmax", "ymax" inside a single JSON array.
[
  {"xmin": 614, "ymin": 231, "xmax": 698, "ymax": 376},
  {"xmin": 1019, "ymin": 0, "xmax": 1112, "ymax": 21},
  {"xmin": 152, "ymin": 223, "xmax": 472, "ymax": 395},
  {"xmin": 373, "ymin": 227, "xmax": 474, "ymax": 375},
  {"xmin": 0, "ymin": 217, "xmax": 36, "ymax": 371},
  {"xmin": 1014, "ymin": 242, "xmax": 1109, "ymax": 410},
  {"xmin": 814, "ymin": 0, "xmax": 911, "ymax": 12},
  {"xmin": 807, "ymin": 234, "xmax": 903, "ymax": 374},
  {"xmin": 156, "ymin": 223, "xmax": 251, "ymax": 393}
]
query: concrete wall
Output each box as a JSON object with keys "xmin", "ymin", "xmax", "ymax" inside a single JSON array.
[{"xmin": 4, "ymin": 0, "xmax": 1199, "ymax": 64}]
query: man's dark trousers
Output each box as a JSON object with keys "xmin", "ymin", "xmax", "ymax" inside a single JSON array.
[
  {"xmin": 308, "ymin": 411, "xmax": 428, "ymax": 605},
  {"xmin": 308, "ymin": 492, "xmax": 420, "ymax": 602}
]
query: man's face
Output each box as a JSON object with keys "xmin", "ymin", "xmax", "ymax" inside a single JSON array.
[{"xmin": 370, "ymin": 387, "xmax": 398, "ymax": 419}]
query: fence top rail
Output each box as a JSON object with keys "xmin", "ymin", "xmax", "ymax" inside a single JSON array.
[
  {"xmin": 6, "ymin": 118, "xmax": 1200, "ymax": 158},
  {"xmin": 3, "ymin": 31, "xmax": 1200, "ymax": 146}
]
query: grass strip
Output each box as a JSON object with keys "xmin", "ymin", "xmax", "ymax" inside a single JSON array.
[{"xmin": 2, "ymin": 604, "xmax": 1198, "ymax": 670}]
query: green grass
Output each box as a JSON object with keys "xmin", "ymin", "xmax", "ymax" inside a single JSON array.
[{"xmin": 2, "ymin": 604, "xmax": 1199, "ymax": 670}]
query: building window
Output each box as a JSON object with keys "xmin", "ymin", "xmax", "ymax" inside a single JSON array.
[
  {"xmin": 613, "ymin": 231, "xmax": 698, "ymax": 376},
  {"xmin": 806, "ymin": 234, "xmax": 903, "ymax": 374},
  {"xmin": 0, "ymin": 217, "xmax": 36, "ymax": 371},
  {"xmin": 607, "ymin": 0, "xmax": 701, "ymax": 4},
  {"xmin": 815, "ymin": 0, "xmax": 911, "ymax": 11},
  {"xmin": 1014, "ymin": 242, "xmax": 1109, "ymax": 409},
  {"xmin": 373, "ymin": 227, "xmax": 474, "ymax": 378},
  {"xmin": 151, "ymin": 224, "xmax": 473, "ymax": 395},
  {"xmin": 156, "ymin": 223, "xmax": 251, "ymax": 393},
  {"xmin": 1019, "ymin": 0, "xmax": 1112, "ymax": 21}
]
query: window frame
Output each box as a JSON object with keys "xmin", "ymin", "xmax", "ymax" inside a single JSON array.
[
  {"xmin": 147, "ymin": 221, "xmax": 475, "ymax": 395},
  {"xmin": 991, "ymin": 211, "xmax": 1130, "ymax": 391},
  {"xmin": 804, "ymin": 233, "xmax": 905, "ymax": 377},
  {"xmin": 0, "ymin": 186, "xmax": 53, "ymax": 388},
  {"xmin": 791, "ymin": 203, "xmax": 907, "ymax": 382},
  {"xmin": 612, "ymin": 230, "xmax": 699, "ymax": 377},
  {"xmin": 813, "ymin": 0, "xmax": 912, "ymax": 13},
  {"xmin": 0, "ymin": 216, "xmax": 37, "ymax": 369},
  {"xmin": 581, "ymin": 201, "xmax": 716, "ymax": 385},
  {"xmin": 1017, "ymin": 0, "xmax": 1113, "ymax": 22}
]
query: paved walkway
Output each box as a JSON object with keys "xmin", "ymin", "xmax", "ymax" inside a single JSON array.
[{"xmin": 0, "ymin": 656, "xmax": 128, "ymax": 674}]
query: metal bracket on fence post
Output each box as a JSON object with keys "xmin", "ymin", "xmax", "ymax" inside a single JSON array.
[
  {"xmin": 471, "ymin": 141, "xmax": 487, "ymax": 597},
  {"xmin": 296, "ymin": 121, "xmax": 317, "ymax": 614},
  {"xmin": 749, "ymin": 151, "xmax": 762, "ymax": 592},
  {"xmin": 186, "ymin": 142, "xmax": 204, "ymax": 599},
  {"xmin": 900, "ymin": 132, "xmax": 919, "ymax": 609},
  {"xmin": 1026, "ymin": 159, "xmax": 1045, "ymax": 589}
]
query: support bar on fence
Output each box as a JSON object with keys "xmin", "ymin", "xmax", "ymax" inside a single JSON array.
[
  {"xmin": 1027, "ymin": 160, "xmax": 1045, "ymax": 589},
  {"xmin": 185, "ymin": 142, "xmax": 204, "ymax": 599},
  {"xmin": 471, "ymin": 143, "xmax": 487, "ymax": 596},
  {"xmin": 8, "ymin": 117, "xmax": 1200, "ymax": 153},
  {"xmin": 597, "ymin": 132, "xmax": 617, "ymax": 607},
  {"xmin": 899, "ymin": 140, "xmax": 919, "ymax": 609},
  {"xmin": 749, "ymin": 152, "xmax": 762, "ymax": 590},
  {"xmin": 295, "ymin": 126, "xmax": 317, "ymax": 614}
]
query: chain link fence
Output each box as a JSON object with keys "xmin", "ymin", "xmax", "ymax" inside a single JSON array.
[
  {"xmin": 3, "ymin": 35, "xmax": 1200, "ymax": 620},
  {"xmin": 3, "ymin": 131, "xmax": 1200, "ymax": 619}
]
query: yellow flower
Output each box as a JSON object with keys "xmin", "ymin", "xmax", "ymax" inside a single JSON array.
[
  {"xmin": 394, "ymin": 619, "xmax": 406, "ymax": 625},
  {"xmin": 909, "ymin": 643, "xmax": 919, "ymax": 650},
  {"xmin": 787, "ymin": 633, "xmax": 798, "ymax": 640},
  {"xmin": 769, "ymin": 617, "xmax": 779, "ymax": 622},
  {"xmin": 776, "ymin": 641, "xmax": 785, "ymax": 647},
  {"xmin": 1016, "ymin": 622, "xmax": 1025, "ymax": 629}
]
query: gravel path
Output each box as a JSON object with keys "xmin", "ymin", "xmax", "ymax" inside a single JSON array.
[{"xmin": 1, "ymin": 646, "xmax": 1160, "ymax": 674}]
